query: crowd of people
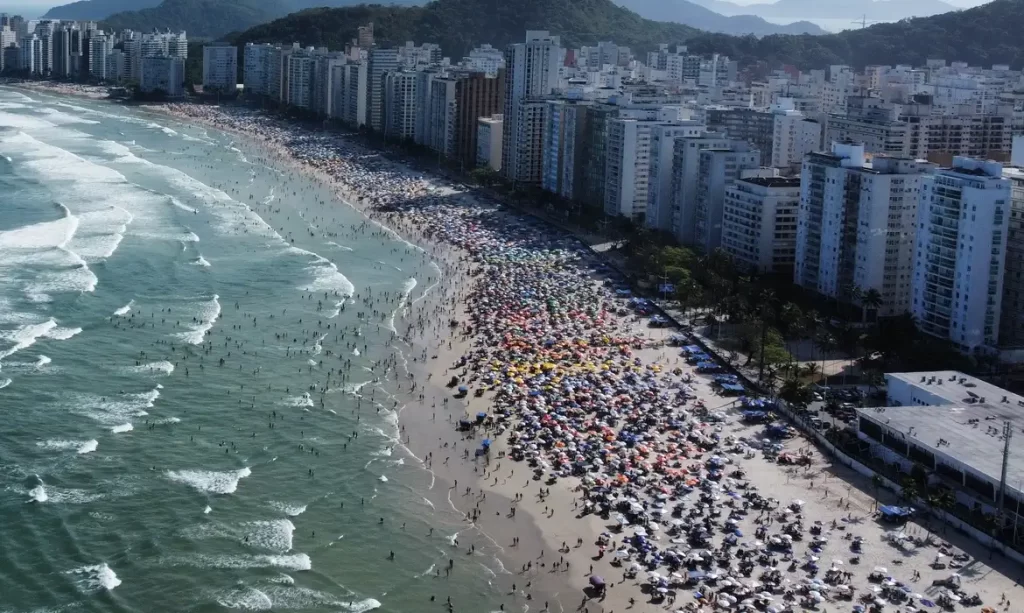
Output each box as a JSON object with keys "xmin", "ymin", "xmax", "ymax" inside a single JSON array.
[{"xmin": 162, "ymin": 102, "xmax": 1017, "ymax": 613}]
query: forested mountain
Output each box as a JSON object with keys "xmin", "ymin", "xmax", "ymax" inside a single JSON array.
[
  {"xmin": 231, "ymin": 0, "xmax": 1024, "ymax": 69},
  {"xmin": 233, "ymin": 0, "xmax": 702, "ymax": 57},
  {"xmin": 44, "ymin": 0, "xmax": 161, "ymax": 20},
  {"xmin": 616, "ymin": 0, "xmax": 824, "ymax": 35}
]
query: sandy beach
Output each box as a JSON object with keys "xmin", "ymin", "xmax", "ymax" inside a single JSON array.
[{"xmin": 68, "ymin": 96, "xmax": 1024, "ymax": 613}]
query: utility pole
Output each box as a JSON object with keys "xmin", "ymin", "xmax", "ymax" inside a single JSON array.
[{"xmin": 998, "ymin": 421, "xmax": 1013, "ymax": 520}]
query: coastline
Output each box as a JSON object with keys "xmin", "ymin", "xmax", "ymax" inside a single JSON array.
[
  {"xmin": 10, "ymin": 82, "xmax": 1023, "ymax": 613},
  {"xmin": 150, "ymin": 101, "xmax": 589, "ymax": 612}
]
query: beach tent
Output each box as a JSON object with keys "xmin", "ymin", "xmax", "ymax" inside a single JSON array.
[{"xmin": 879, "ymin": 505, "xmax": 914, "ymax": 522}]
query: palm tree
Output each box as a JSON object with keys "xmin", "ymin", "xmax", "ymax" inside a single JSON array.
[
  {"xmin": 871, "ymin": 474, "xmax": 885, "ymax": 511},
  {"xmin": 862, "ymin": 288, "xmax": 884, "ymax": 323},
  {"xmin": 803, "ymin": 362, "xmax": 820, "ymax": 383},
  {"xmin": 815, "ymin": 332, "xmax": 838, "ymax": 385}
]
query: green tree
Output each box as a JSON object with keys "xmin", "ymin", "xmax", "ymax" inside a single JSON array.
[{"xmin": 861, "ymin": 288, "xmax": 884, "ymax": 323}]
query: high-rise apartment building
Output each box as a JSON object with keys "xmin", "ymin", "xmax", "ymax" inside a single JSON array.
[
  {"xmin": 140, "ymin": 55, "xmax": 184, "ymax": 98},
  {"xmin": 286, "ymin": 52, "xmax": 314, "ymax": 109},
  {"xmin": 645, "ymin": 121, "xmax": 707, "ymax": 232},
  {"xmin": 722, "ymin": 176, "xmax": 802, "ymax": 274},
  {"xmin": 1000, "ymin": 162, "xmax": 1024, "ymax": 351},
  {"xmin": 542, "ymin": 99, "xmax": 592, "ymax": 201},
  {"xmin": 912, "ymin": 157, "xmax": 1011, "ymax": 352},
  {"xmin": 796, "ymin": 143, "xmax": 935, "ymax": 317},
  {"xmin": 477, "ymin": 114, "xmax": 503, "ymax": 171},
  {"xmin": 502, "ymin": 31, "xmax": 562, "ymax": 185},
  {"xmin": 693, "ymin": 145, "xmax": 762, "ymax": 253},
  {"xmin": 670, "ymin": 132, "xmax": 735, "ymax": 245},
  {"xmin": 366, "ymin": 46, "xmax": 398, "ymax": 132},
  {"xmin": 203, "ymin": 43, "xmax": 237, "ymax": 93},
  {"xmin": 384, "ymin": 70, "xmax": 419, "ymax": 142}
]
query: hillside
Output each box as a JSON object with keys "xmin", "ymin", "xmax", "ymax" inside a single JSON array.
[
  {"xmin": 101, "ymin": 0, "xmax": 290, "ymax": 38},
  {"xmin": 693, "ymin": 0, "xmax": 959, "ymax": 20},
  {"xmin": 233, "ymin": 0, "xmax": 702, "ymax": 57},
  {"xmin": 44, "ymin": 0, "xmax": 161, "ymax": 20},
  {"xmin": 683, "ymin": 0, "xmax": 1024, "ymax": 68},
  {"xmin": 618, "ymin": 0, "xmax": 825, "ymax": 35},
  {"xmin": 230, "ymin": 0, "xmax": 1024, "ymax": 69}
]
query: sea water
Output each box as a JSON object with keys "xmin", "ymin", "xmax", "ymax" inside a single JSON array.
[{"xmin": 0, "ymin": 87, "xmax": 506, "ymax": 613}]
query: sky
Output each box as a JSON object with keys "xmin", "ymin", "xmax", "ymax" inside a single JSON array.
[{"xmin": 0, "ymin": 0, "xmax": 997, "ymax": 19}]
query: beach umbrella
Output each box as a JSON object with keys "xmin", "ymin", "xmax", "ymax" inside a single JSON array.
[{"xmin": 589, "ymin": 576, "xmax": 605, "ymax": 587}]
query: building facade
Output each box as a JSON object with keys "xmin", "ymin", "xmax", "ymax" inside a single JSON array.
[
  {"xmin": 912, "ymin": 157, "xmax": 1011, "ymax": 352},
  {"xmin": 722, "ymin": 176, "xmax": 802, "ymax": 274},
  {"xmin": 502, "ymin": 31, "xmax": 562, "ymax": 185},
  {"xmin": 203, "ymin": 43, "xmax": 237, "ymax": 93}
]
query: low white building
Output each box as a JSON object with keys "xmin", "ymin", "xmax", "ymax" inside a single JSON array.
[
  {"xmin": 912, "ymin": 157, "xmax": 1011, "ymax": 353},
  {"xmin": 139, "ymin": 55, "xmax": 184, "ymax": 98},
  {"xmin": 477, "ymin": 114, "xmax": 503, "ymax": 171},
  {"xmin": 722, "ymin": 176, "xmax": 801, "ymax": 274},
  {"xmin": 202, "ymin": 43, "xmax": 237, "ymax": 93}
]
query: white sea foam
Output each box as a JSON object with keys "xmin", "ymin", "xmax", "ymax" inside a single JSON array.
[
  {"xmin": 286, "ymin": 247, "xmax": 355, "ymax": 297},
  {"xmin": 70, "ymin": 387, "xmax": 160, "ymax": 424},
  {"xmin": 35, "ymin": 355, "xmax": 51, "ymax": 368},
  {"xmin": 125, "ymin": 361, "xmax": 175, "ymax": 376},
  {"xmin": 162, "ymin": 553, "xmax": 311, "ymax": 571},
  {"xmin": 113, "ymin": 300, "xmax": 134, "ymax": 316},
  {"xmin": 0, "ymin": 110, "xmax": 57, "ymax": 130},
  {"xmin": 110, "ymin": 423, "xmax": 133, "ymax": 434},
  {"xmin": 203, "ymin": 505, "xmax": 212, "ymax": 514},
  {"xmin": 28, "ymin": 483, "xmax": 48, "ymax": 502},
  {"xmin": 0, "ymin": 319, "xmax": 80, "ymax": 361},
  {"xmin": 342, "ymin": 598, "xmax": 382, "ymax": 612},
  {"xmin": 0, "ymin": 378, "xmax": 11, "ymax": 389},
  {"xmin": 216, "ymin": 586, "xmax": 273, "ymax": 610},
  {"xmin": 37, "ymin": 439, "xmax": 98, "ymax": 454},
  {"xmin": 269, "ymin": 502, "xmax": 307, "ymax": 517},
  {"xmin": 281, "ymin": 393, "xmax": 313, "ymax": 408},
  {"xmin": 192, "ymin": 255, "xmax": 211, "ymax": 267},
  {"xmin": 173, "ymin": 294, "xmax": 221, "ymax": 344},
  {"xmin": 66, "ymin": 563, "xmax": 121, "ymax": 592},
  {"xmin": 241, "ymin": 519, "xmax": 295, "ymax": 552},
  {"xmin": 36, "ymin": 108, "xmax": 100, "ymax": 125},
  {"xmin": 378, "ymin": 475, "xmax": 388, "ymax": 483},
  {"xmin": 165, "ymin": 466, "xmax": 252, "ymax": 494}
]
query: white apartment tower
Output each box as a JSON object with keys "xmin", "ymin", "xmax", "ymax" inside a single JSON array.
[
  {"xmin": 384, "ymin": 70, "xmax": 419, "ymax": 142},
  {"xmin": 670, "ymin": 132, "xmax": 735, "ymax": 245},
  {"xmin": 477, "ymin": 115, "xmax": 503, "ymax": 172},
  {"xmin": 139, "ymin": 55, "xmax": 184, "ymax": 98},
  {"xmin": 912, "ymin": 157, "xmax": 1011, "ymax": 352},
  {"xmin": 366, "ymin": 46, "xmax": 398, "ymax": 132},
  {"xmin": 795, "ymin": 143, "xmax": 935, "ymax": 317},
  {"xmin": 771, "ymin": 111, "xmax": 821, "ymax": 171},
  {"xmin": 722, "ymin": 176, "xmax": 802, "ymax": 274},
  {"xmin": 502, "ymin": 31, "xmax": 562, "ymax": 185},
  {"xmin": 202, "ymin": 44, "xmax": 237, "ymax": 93},
  {"xmin": 87, "ymin": 33, "xmax": 111, "ymax": 80},
  {"xmin": 693, "ymin": 146, "xmax": 761, "ymax": 253},
  {"xmin": 645, "ymin": 121, "xmax": 707, "ymax": 232},
  {"xmin": 286, "ymin": 53, "xmax": 314, "ymax": 109},
  {"xmin": 243, "ymin": 42, "xmax": 278, "ymax": 97}
]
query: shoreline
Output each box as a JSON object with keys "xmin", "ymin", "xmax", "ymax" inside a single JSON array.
[
  {"xmin": 151, "ymin": 101, "xmax": 585, "ymax": 611},
  {"xmin": 11, "ymin": 83, "xmax": 1023, "ymax": 613}
]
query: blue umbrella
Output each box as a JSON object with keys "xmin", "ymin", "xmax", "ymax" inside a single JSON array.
[
  {"xmin": 481, "ymin": 439, "xmax": 492, "ymax": 447},
  {"xmin": 920, "ymin": 599, "xmax": 936, "ymax": 608}
]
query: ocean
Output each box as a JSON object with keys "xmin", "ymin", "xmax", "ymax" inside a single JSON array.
[{"xmin": 0, "ymin": 87, "xmax": 507, "ymax": 613}]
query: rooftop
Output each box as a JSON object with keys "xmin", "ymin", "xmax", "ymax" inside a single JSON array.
[
  {"xmin": 739, "ymin": 176, "xmax": 801, "ymax": 188},
  {"xmin": 857, "ymin": 371, "xmax": 1024, "ymax": 491}
]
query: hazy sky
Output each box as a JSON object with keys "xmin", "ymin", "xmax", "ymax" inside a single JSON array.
[{"xmin": 0, "ymin": 0, "xmax": 996, "ymax": 18}]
